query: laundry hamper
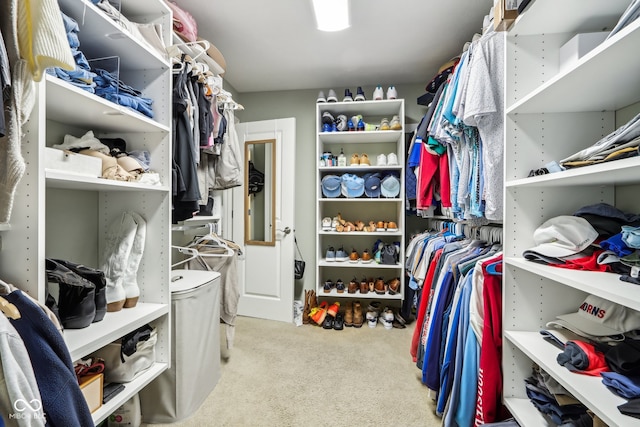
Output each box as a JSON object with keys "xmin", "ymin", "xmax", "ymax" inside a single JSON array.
[{"xmin": 139, "ymin": 269, "xmax": 221, "ymax": 423}]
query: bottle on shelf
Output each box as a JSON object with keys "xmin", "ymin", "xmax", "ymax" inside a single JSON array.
[{"xmin": 338, "ymin": 148, "xmax": 347, "ymax": 167}]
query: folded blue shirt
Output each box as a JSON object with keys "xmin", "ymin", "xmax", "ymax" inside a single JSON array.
[{"xmin": 602, "ymin": 371, "xmax": 640, "ymax": 399}]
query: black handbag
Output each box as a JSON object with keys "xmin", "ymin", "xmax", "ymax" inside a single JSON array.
[{"xmin": 294, "ymin": 235, "xmax": 305, "ymax": 280}]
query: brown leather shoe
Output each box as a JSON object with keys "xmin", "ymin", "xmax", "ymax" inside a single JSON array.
[
  {"xmin": 352, "ymin": 301, "xmax": 364, "ymax": 328},
  {"xmin": 376, "ymin": 221, "xmax": 385, "ymax": 231},
  {"xmin": 361, "ymin": 249, "xmax": 372, "ymax": 263},
  {"xmin": 308, "ymin": 290, "xmax": 317, "ymax": 310},
  {"xmin": 302, "ymin": 290, "xmax": 310, "ymax": 324},
  {"xmin": 387, "ymin": 221, "xmax": 398, "ymax": 231},
  {"xmin": 359, "ymin": 277, "xmax": 368, "ymax": 294},
  {"xmin": 348, "ymin": 277, "xmax": 358, "ymax": 294},
  {"xmin": 374, "ymin": 277, "xmax": 387, "ymax": 295},
  {"xmin": 388, "ymin": 278, "xmax": 400, "ymax": 295},
  {"xmin": 368, "ymin": 277, "xmax": 375, "ymax": 293},
  {"xmin": 349, "ymin": 249, "xmax": 360, "ymax": 263},
  {"xmin": 344, "ymin": 301, "xmax": 354, "ymax": 326}
]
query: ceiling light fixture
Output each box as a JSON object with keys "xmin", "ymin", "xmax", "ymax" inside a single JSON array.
[{"xmin": 312, "ymin": 0, "xmax": 350, "ymax": 32}]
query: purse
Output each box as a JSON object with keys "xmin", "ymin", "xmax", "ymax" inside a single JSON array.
[{"xmin": 294, "ymin": 235, "xmax": 305, "ymax": 280}]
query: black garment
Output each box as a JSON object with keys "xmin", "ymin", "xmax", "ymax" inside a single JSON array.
[
  {"xmin": 619, "ymin": 398, "xmax": 640, "ymax": 419},
  {"xmin": 0, "ymin": 29, "xmax": 10, "ymax": 137},
  {"xmin": 197, "ymin": 81, "xmax": 213, "ymax": 147}
]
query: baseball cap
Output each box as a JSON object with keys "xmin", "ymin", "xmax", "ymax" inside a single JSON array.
[
  {"xmin": 364, "ymin": 173, "xmax": 381, "ymax": 198},
  {"xmin": 340, "ymin": 173, "xmax": 364, "ymax": 198},
  {"xmin": 380, "ymin": 174, "xmax": 400, "ymax": 198},
  {"xmin": 547, "ymin": 294, "xmax": 640, "ymax": 337},
  {"xmin": 321, "ymin": 175, "xmax": 341, "ymax": 198},
  {"xmin": 523, "ymin": 216, "xmax": 598, "ymax": 258}
]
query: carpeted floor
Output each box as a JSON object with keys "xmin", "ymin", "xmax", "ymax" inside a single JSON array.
[{"xmin": 142, "ymin": 314, "xmax": 440, "ymax": 427}]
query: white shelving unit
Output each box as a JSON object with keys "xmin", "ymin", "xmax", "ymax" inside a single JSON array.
[
  {"xmin": 504, "ymin": 1, "xmax": 640, "ymax": 426},
  {"xmin": 0, "ymin": 1, "xmax": 172, "ymax": 425},
  {"xmin": 315, "ymin": 99, "xmax": 405, "ymax": 301}
]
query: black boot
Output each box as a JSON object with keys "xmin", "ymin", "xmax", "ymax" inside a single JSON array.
[
  {"xmin": 46, "ymin": 259, "xmax": 96, "ymax": 329},
  {"xmin": 52, "ymin": 259, "xmax": 107, "ymax": 322}
]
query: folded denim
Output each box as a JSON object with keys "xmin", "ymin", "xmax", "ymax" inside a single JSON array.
[
  {"xmin": 623, "ymin": 226, "xmax": 640, "ymax": 249},
  {"xmin": 46, "ymin": 68, "xmax": 97, "ymax": 93},
  {"xmin": 101, "ymin": 92, "xmax": 154, "ymax": 118},
  {"xmin": 72, "ymin": 49, "xmax": 92, "ymax": 71},
  {"xmin": 94, "ymin": 68, "xmax": 143, "ymax": 97}
]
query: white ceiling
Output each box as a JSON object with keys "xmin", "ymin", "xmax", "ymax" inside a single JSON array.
[{"xmin": 171, "ymin": 0, "xmax": 494, "ymax": 93}]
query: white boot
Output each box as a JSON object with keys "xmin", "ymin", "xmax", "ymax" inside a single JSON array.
[
  {"xmin": 122, "ymin": 212, "xmax": 146, "ymax": 308},
  {"xmin": 101, "ymin": 212, "xmax": 137, "ymax": 312}
]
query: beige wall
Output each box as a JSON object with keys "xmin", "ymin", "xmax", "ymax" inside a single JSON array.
[{"xmin": 233, "ymin": 84, "xmax": 428, "ymax": 298}]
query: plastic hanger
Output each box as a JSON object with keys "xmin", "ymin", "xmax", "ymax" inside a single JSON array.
[{"xmin": 0, "ymin": 280, "xmax": 20, "ymax": 320}]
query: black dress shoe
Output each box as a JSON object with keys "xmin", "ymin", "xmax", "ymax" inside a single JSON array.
[{"xmin": 322, "ymin": 315, "xmax": 334, "ymax": 329}]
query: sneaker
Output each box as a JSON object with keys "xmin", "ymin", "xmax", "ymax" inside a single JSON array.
[
  {"xmin": 322, "ymin": 217, "xmax": 332, "ymax": 231},
  {"xmin": 373, "ymin": 85, "xmax": 384, "ymax": 100},
  {"xmin": 331, "ymin": 216, "xmax": 339, "ymax": 231},
  {"xmin": 387, "ymin": 152, "xmax": 399, "ymax": 166},
  {"xmin": 354, "ymin": 86, "xmax": 366, "ymax": 101},
  {"xmin": 377, "ymin": 153, "xmax": 387, "ymax": 166},
  {"xmin": 364, "ymin": 123, "xmax": 379, "ymax": 131},
  {"xmin": 389, "ymin": 115, "xmax": 402, "ymax": 130},
  {"xmin": 322, "ymin": 111, "xmax": 335, "ymax": 125},
  {"xmin": 381, "ymin": 307, "xmax": 394, "ymax": 330},
  {"xmin": 336, "ymin": 114, "xmax": 348, "ymax": 132},
  {"xmin": 366, "ymin": 310, "xmax": 378, "ymax": 328},
  {"xmin": 326, "ymin": 246, "xmax": 336, "ymax": 262},
  {"xmin": 387, "ymin": 86, "xmax": 398, "ymax": 100},
  {"xmin": 317, "ymin": 91, "xmax": 327, "ymax": 103},
  {"xmin": 350, "ymin": 153, "xmax": 360, "ymax": 166},
  {"xmin": 343, "ymin": 89, "xmax": 354, "ymax": 102},
  {"xmin": 359, "ymin": 153, "xmax": 371, "ymax": 166},
  {"xmin": 380, "ymin": 118, "xmax": 390, "ymax": 131},
  {"xmin": 335, "ymin": 247, "xmax": 349, "ymax": 262},
  {"xmin": 322, "ymin": 123, "xmax": 332, "ymax": 133},
  {"xmin": 327, "ymin": 89, "xmax": 338, "ymax": 102}
]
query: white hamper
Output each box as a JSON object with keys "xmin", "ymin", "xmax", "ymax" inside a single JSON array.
[{"xmin": 139, "ymin": 269, "xmax": 221, "ymax": 423}]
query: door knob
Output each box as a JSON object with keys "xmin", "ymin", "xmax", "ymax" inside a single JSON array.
[{"xmin": 278, "ymin": 227, "xmax": 292, "ymax": 235}]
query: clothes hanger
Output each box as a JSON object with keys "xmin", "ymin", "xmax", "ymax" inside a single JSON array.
[
  {"xmin": 0, "ymin": 279, "xmax": 21, "ymax": 319},
  {"xmin": 188, "ymin": 223, "xmax": 235, "ymax": 257}
]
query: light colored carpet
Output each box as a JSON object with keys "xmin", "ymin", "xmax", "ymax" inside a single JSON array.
[{"xmin": 142, "ymin": 314, "xmax": 441, "ymax": 427}]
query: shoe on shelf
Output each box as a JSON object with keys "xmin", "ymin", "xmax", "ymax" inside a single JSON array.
[
  {"xmin": 365, "ymin": 123, "xmax": 379, "ymax": 131},
  {"xmin": 327, "ymin": 89, "xmax": 338, "ymax": 102},
  {"xmin": 349, "ymin": 249, "xmax": 360, "ymax": 263},
  {"xmin": 343, "ymin": 89, "xmax": 354, "ymax": 102},
  {"xmin": 322, "ymin": 123, "xmax": 332, "ymax": 132},
  {"xmin": 374, "ymin": 277, "xmax": 387, "ymax": 295},
  {"xmin": 350, "ymin": 153, "xmax": 360, "ymax": 166},
  {"xmin": 336, "ymin": 114, "xmax": 348, "ymax": 132},
  {"xmin": 353, "ymin": 301, "xmax": 364, "ymax": 327},
  {"xmin": 335, "ymin": 247, "xmax": 349, "ymax": 262},
  {"xmin": 359, "ymin": 277, "xmax": 369, "ymax": 294},
  {"xmin": 331, "ymin": 122, "xmax": 338, "ymax": 132},
  {"xmin": 360, "ymin": 153, "xmax": 371, "ymax": 166},
  {"xmin": 386, "ymin": 221, "xmax": 398, "ymax": 232},
  {"xmin": 388, "ymin": 277, "xmax": 401, "ymax": 295},
  {"xmin": 322, "ymin": 111, "xmax": 335, "ymax": 125},
  {"xmin": 387, "ymin": 86, "xmax": 398, "ymax": 100},
  {"xmin": 325, "ymin": 246, "xmax": 336, "ymax": 262},
  {"xmin": 368, "ymin": 277, "xmax": 375, "ymax": 293},
  {"xmin": 347, "ymin": 118, "xmax": 356, "ymax": 131},
  {"xmin": 354, "ymin": 86, "xmax": 366, "ymax": 101},
  {"xmin": 373, "ymin": 85, "xmax": 384, "ymax": 100},
  {"xmin": 357, "ymin": 118, "xmax": 365, "ymax": 131},
  {"xmin": 387, "ymin": 152, "xmax": 399, "ymax": 166},
  {"xmin": 380, "ymin": 118, "xmax": 390, "ymax": 131},
  {"xmin": 348, "ymin": 278, "xmax": 358, "ymax": 294},
  {"xmin": 376, "ymin": 221, "xmax": 386, "ymax": 232},
  {"xmin": 317, "ymin": 91, "xmax": 327, "ymax": 103},
  {"xmin": 331, "ymin": 216, "xmax": 340, "ymax": 231},
  {"xmin": 376, "ymin": 153, "xmax": 387, "ymax": 166},
  {"xmin": 327, "ymin": 301, "xmax": 341, "ymax": 317},
  {"xmin": 323, "ymin": 279, "xmax": 334, "ymax": 293},
  {"xmin": 333, "ymin": 312, "xmax": 345, "ymax": 330},
  {"xmin": 389, "ymin": 115, "xmax": 402, "ymax": 130},
  {"xmin": 344, "ymin": 301, "xmax": 354, "ymax": 326},
  {"xmin": 335, "ymin": 279, "xmax": 345, "ymax": 293},
  {"xmin": 322, "ymin": 217, "xmax": 332, "ymax": 231},
  {"xmin": 355, "ymin": 220, "xmax": 365, "ymax": 231},
  {"xmin": 361, "ymin": 249, "xmax": 372, "ymax": 263}
]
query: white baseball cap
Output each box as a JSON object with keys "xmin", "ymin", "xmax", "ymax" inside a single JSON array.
[{"xmin": 524, "ymin": 216, "xmax": 598, "ymax": 258}]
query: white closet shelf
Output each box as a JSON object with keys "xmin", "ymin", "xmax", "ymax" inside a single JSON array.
[
  {"xmin": 317, "ymin": 288, "xmax": 402, "ymax": 300},
  {"xmin": 505, "ymin": 330, "xmax": 633, "ymax": 426},
  {"xmin": 319, "ymin": 166, "xmax": 403, "ymax": 172},
  {"xmin": 511, "ymin": 0, "xmax": 631, "ymax": 36},
  {"xmin": 64, "ymin": 302, "xmax": 168, "ymax": 362},
  {"xmin": 121, "ymin": 0, "xmax": 171, "ymax": 21},
  {"xmin": 318, "ymin": 99, "xmax": 404, "ymax": 115},
  {"xmin": 58, "ymin": 0, "xmax": 169, "ymax": 69},
  {"xmin": 505, "ymin": 157, "xmax": 640, "ymax": 188},
  {"xmin": 45, "ymin": 170, "xmax": 169, "ymax": 193},
  {"xmin": 318, "ymin": 131, "xmax": 403, "ymax": 144},
  {"xmin": 504, "ymin": 397, "xmax": 552, "ymax": 427},
  {"xmin": 506, "ymin": 257, "xmax": 640, "ymax": 313},
  {"xmin": 318, "ymin": 260, "xmax": 402, "ymax": 268},
  {"xmin": 507, "ymin": 18, "xmax": 640, "ymax": 114},
  {"xmin": 0, "ymin": 224, "xmax": 10, "ymax": 231},
  {"xmin": 318, "ymin": 230, "xmax": 403, "ymax": 236},
  {"xmin": 92, "ymin": 361, "xmax": 168, "ymax": 425},
  {"xmin": 46, "ymin": 76, "xmax": 170, "ymax": 134}
]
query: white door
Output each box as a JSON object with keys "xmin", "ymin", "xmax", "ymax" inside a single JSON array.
[{"xmin": 232, "ymin": 118, "xmax": 296, "ymax": 322}]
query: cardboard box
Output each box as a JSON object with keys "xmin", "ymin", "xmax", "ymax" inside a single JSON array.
[
  {"xmin": 79, "ymin": 373, "xmax": 104, "ymax": 413},
  {"xmin": 559, "ymin": 32, "xmax": 608, "ymax": 72},
  {"xmin": 44, "ymin": 147, "xmax": 102, "ymax": 178},
  {"xmin": 494, "ymin": 0, "xmax": 519, "ymax": 32}
]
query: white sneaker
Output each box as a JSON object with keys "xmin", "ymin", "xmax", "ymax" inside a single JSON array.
[
  {"xmin": 366, "ymin": 311, "xmax": 378, "ymax": 328},
  {"xmin": 331, "ymin": 216, "xmax": 339, "ymax": 231},
  {"xmin": 317, "ymin": 91, "xmax": 326, "ymax": 103},
  {"xmin": 387, "ymin": 152, "xmax": 399, "ymax": 166},
  {"xmin": 387, "ymin": 86, "xmax": 398, "ymax": 100},
  {"xmin": 389, "ymin": 115, "xmax": 402, "ymax": 130},
  {"xmin": 322, "ymin": 217, "xmax": 332, "ymax": 231},
  {"xmin": 376, "ymin": 153, "xmax": 387, "ymax": 166},
  {"xmin": 327, "ymin": 89, "xmax": 338, "ymax": 102},
  {"xmin": 373, "ymin": 85, "xmax": 384, "ymax": 100}
]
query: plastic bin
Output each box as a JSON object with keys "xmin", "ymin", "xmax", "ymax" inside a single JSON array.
[{"xmin": 139, "ymin": 269, "xmax": 221, "ymax": 423}]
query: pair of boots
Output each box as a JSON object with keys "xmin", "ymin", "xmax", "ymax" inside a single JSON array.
[
  {"xmin": 101, "ymin": 211, "xmax": 147, "ymax": 312},
  {"xmin": 45, "ymin": 258, "xmax": 107, "ymax": 329},
  {"xmin": 302, "ymin": 289, "xmax": 318, "ymax": 324},
  {"xmin": 343, "ymin": 301, "xmax": 363, "ymax": 328}
]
